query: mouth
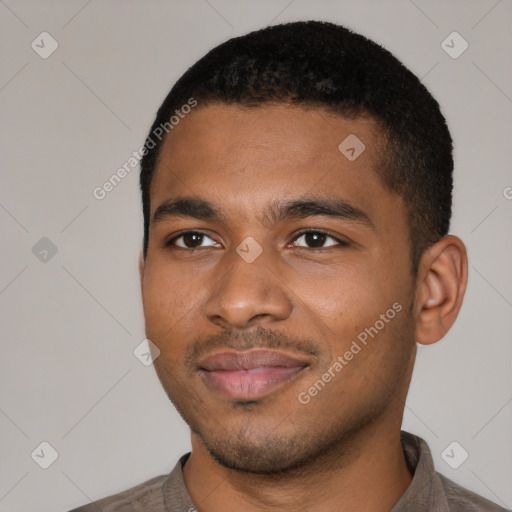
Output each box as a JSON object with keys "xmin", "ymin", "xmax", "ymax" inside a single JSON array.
[{"xmin": 198, "ymin": 349, "xmax": 310, "ymax": 401}]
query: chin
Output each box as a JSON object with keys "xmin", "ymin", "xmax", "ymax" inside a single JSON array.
[
  {"xmin": 204, "ymin": 441, "xmax": 310, "ymax": 474},
  {"xmin": 193, "ymin": 421, "xmax": 334, "ymax": 475}
]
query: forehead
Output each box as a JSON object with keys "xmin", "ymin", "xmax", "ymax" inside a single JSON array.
[
  {"xmin": 150, "ymin": 103, "xmax": 402, "ymax": 231},
  {"xmin": 155, "ymin": 103, "xmax": 383, "ymax": 173}
]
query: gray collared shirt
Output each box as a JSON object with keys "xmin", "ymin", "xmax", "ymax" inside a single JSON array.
[{"xmin": 68, "ymin": 431, "xmax": 509, "ymax": 511}]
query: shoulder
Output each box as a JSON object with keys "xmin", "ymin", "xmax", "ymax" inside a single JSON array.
[
  {"xmin": 438, "ymin": 472, "xmax": 510, "ymax": 512},
  {"xmin": 66, "ymin": 474, "xmax": 168, "ymax": 512}
]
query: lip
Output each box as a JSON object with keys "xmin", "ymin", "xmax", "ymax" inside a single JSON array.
[{"xmin": 198, "ymin": 349, "xmax": 310, "ymax": 401}]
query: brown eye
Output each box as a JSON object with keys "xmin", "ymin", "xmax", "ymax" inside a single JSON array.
[
  {"xmin": 292, "ymin": 230, "xmax": 347, "ymax": 249},
  {"xmin": 167, "ymin": 231, "xmax": 219, "ymax": 249}
]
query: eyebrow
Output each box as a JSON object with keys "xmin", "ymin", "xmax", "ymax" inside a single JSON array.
[{"xmin": 152, "ymin": 196, "xmax": 374, "ymax": 230}]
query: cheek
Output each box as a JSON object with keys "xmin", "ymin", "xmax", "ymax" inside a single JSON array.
[
  {"xmin": 301, "ymin": 261, "xmax": 410, "ymax": 364},
  {"xmin": 141, "ymin": 261, "xmax": 203, "ymax": 340},
  {"xmin": 302, "ymin": 263, "xmax": 390, "ymax": 325}
]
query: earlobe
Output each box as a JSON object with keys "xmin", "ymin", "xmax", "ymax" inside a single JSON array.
[{"xmin": 414, "ymin": 235, "xmax": 468, "ymax": 345}]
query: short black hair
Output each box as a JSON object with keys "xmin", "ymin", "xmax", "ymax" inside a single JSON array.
[{"xmin": 140, "ymin": 20, "xmax": 453, "ymax": 274}]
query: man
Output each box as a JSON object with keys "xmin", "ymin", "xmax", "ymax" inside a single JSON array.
[{"xmin": 70, "ymin": 20, "xmax": 508, "ymax": 512}]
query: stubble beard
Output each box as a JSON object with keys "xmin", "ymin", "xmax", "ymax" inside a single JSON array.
[{"xmin": 153, "ymin": 305, "xmax": 416, "ymax": 476}]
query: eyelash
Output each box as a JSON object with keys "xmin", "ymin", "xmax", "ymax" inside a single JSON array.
[{"xmin": 165, "ymin": 229, "xmax": 349, "ymax": 251}]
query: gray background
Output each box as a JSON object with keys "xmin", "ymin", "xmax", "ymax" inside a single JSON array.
[{"xmin": 1, "ymin": 0, "xmax": 511, "ymax": 510}]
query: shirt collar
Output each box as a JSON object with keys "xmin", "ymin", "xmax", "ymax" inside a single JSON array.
[{"xmin": 391, "ymin": 430, "xmax": 450, "ymax": 511}]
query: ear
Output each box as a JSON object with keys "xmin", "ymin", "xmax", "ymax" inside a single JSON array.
[
  {"xmin": 413, "ymin": 235, "xmax": 468, "ymax": 345},
  {"xmin": 138, "ymin": 250, "xmax": 145, "ymax": 290}
]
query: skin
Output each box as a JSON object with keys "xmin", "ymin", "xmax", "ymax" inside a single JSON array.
[{"xmin": 138, "ymin": 103, "xmax": 468, "ymax": 512}]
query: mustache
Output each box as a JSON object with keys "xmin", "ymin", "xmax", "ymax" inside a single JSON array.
[{"xmin": 185, "ymin": 325, "xmax": 320, "ymax": 371}]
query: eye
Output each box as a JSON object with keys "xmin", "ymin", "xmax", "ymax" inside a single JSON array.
[
  {"xmin": 166, "ymin": 231, "xmax": 220, "ymax": 249},
  {"xmin": 291, "ymin": 230, "xmax": 347, "ymax": 249},
  {"xmin": 165, "ymin": 229, "xmax": 348, "ymax": 251}
]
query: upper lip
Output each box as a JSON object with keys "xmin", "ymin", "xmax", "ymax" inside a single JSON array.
[{"xmin": 198, "ymin": 349, "xmax": 310, "ymax": 372}]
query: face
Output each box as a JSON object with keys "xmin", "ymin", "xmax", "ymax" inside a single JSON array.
[{"xmin": 140, "ymin": 103, "xmax": 417, "ymax": 474}]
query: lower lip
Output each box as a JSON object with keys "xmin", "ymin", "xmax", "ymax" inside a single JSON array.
[{"xmin": 200, "ymin": 366, "xmax": 305, "ymax": 400}]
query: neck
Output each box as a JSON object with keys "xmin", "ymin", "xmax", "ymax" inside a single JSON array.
[{"xmin": 182, "ymin": 419, "xmax": 413, "ymax": 512}]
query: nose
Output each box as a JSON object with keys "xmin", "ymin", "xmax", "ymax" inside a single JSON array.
[{"xmin": 204, "ymin": 249, "xmax": 293, "ymax": 329}]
